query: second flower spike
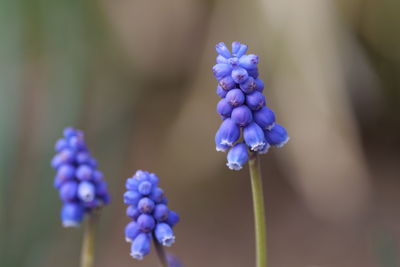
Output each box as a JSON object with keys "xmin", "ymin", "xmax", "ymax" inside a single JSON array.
[{"xmin": 124, "ymin": 170, "xmax": 180, "ymax": 260}]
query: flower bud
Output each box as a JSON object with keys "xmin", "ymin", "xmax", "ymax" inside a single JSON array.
[
  {"xmin": 154, "ymin": 204, "xmax": 169, "ymax": 222},
  {"xmin": 239, "ymin": 54, "xmax": 258, "ymax": 70},
  {"xmin": 138, "ymin": 181, "xmax": 152, "ymax": 195},
  {"xmin": 125, "ymin": 221, "xmax": 140, "ymax": 242},
  {"xmin": 124, "ymin": 191, "xmax": 141, "ymax": 205},
  {"xmin": 130, "ymin": 233, "xmax": 151, "ymax": 260},
  {"xmin": 56, "ymin": 164, "xmax": 75, "ymax": 181},
  {"xmin": 243, "ymin": 122, "xmax": 266, "ymax": 151},
  {"xmin": 215, "ymin": 42, "xmax": 231, "ymax": 58},
  {"xmin": 231, "ymin": 105, "xmax": 253, "ymax": 127},
  {"xmin": 254, "ymin": 106, "xmax": 275, "ymax": 130},
  {"xmin": 264, "ymin": 124, "xmax": 289, "ymax": 147},
  {"xmin": 231, "ymin": 41, "xmax": 241, "ymax": 55},
  {"xmin": 155, "ymin": 223, "xmax": 176, "ymax": 247},
  {"xmin": 216, "ymin": 55, "xmax": 228, "ymax": 64},
  {"xmin": 166, "ymin": 210, "xmax": 180, "ymax": 227},
  {"xmin": 218, "ymin": 75, "xmax": 235, "ymax": 90},
  {"xmin": 59, "ymin": 181, "xmax": 78, "ymax": 202},
  {"xmin": 61, "ymin": 203, "xmax": 83, "ymax": 228},
  {"xmin": 76, "ymin": 165, "xmax": 93, "ymax": 181},
  {"xmin": 150, "ymin": 187, "xmax": 164, "ymax": 203},
  {"xmin": 246, "ymin": 91, "xmax": 266, "ymax": 111},
  {"xmin": 225, "ymin": 89, "xmax": 245, "ymax": 107},
  {"xmin": 217, "ymin": 98, "xmax": 233, "ymax": 117},
  {"xmin": 126, "ymin": 177, "xmax": 139, "ymax": 191},
  {"xmin": 216, "ymin": 85, "xmax": 227, "ymax": 98},
  {"xmin": 248, "ymin": 68, "xmax": 259, "ymax": 78},
  {"xmin": 76, "ymin": 152, "xmax": 91, "ymax": 164},
  {"xmin": 78, "ymin": 181, "xmax": 96, "ymax": 202},
  {"xmin": 55, "ymin": 138, "xmax": 68, "ymax": 152},
  {"xmin": 226, "ymin": 143, "xmax": 249, "ymax": 171},
  {"xmin": 236, "ymin": 43, "xmax": 248, "ymax": 57},
  {"xmin": 231, "ymin": 67, "xmax": 249, "ymax": 84},
  {"xmin": 215, "ymin": 130, "xmax": 230, "ymax": 152},
  {"xmin": 137, "ymin": 197, "xmax": 155, "ymax": 214},
  {"xmin": 126, "ymin": 205, "xmax": 140, "ymax": 220},
  {"xmin": 149, "ymin": 173, "xmax": 159, "ymax": 186},
  {"xmin": 137, "ymin": 214, "xmax": 155, "ymax": 233},
  {"xmin": 212, "ymin": 63, "xmax": 232, "ymax": 80},
  {"xmin": 239, "ymin": 76, "xmax": 257, "ymax": 94},
  {"xmin": 215, "ymin": 118, "xmax": 240, "ymax": 146},
  {"xmin": 255, "ymin": 78, "xmax": 264, "ymax": 92}
]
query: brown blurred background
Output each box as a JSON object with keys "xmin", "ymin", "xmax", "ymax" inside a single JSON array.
[{"xmin": 1, "ymin": 0, "xmax": 400, "ymax": 266}]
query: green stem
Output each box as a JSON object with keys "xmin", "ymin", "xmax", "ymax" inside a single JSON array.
[
  {"xmin": 153, "ymin": 237, "xmax": 168, "ymax": 267},
  {"xmin": 249, "ymin": 153, "xmax": 267, "ymax": 267},
  {"xmin": 80, "ymin": 214, "xmax": 97, "ymax": 267}
]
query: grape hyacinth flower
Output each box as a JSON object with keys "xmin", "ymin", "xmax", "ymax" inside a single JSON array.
[
  {"xmin": 51, "ymin": 127, "xmax": 110, "ymax": 227},
  {"xmin": 212, "ymin": 41, "xmax": 289, "ymax": 171},
  {"xmin": 212, "ymin": 42, "xmax": 290, "ymax": 267},
  {"xmin": 51, "ymin": 127, "xmax": 110, "ymax": 267},
  {"xmin": 124, "ymin": 170, "xmax": 180, "ymax": 263}
]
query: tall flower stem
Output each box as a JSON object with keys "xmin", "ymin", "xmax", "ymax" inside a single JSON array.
[
  {"xmin": 153, "ymin": 237, "xmax": 168, "ymax": 267},
  {"xmin": 249, "ymin": 153, "xmax": 267, "ymax": 267},
  {"xmin": 80, "ymin": 214, "xmax": 97, "ymax": 267}
]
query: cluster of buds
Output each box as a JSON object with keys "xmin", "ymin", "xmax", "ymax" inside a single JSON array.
[
  {"xmin": 51, "ymin": 128, "xmax": 110, "ymax": 227},
  {"xmin": 124, "ymin": 170, "xmax": 180, "ymax": 260},
  {"xmin": 213, "ymin": 42, "xmax": 289, "ymax": 170}
]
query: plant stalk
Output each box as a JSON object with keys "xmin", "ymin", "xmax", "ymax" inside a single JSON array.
[
  {"xmin": 80, "ymin": 214, "xmax": 97, "ymax": 267},
  {"xmin": 249, "ymin": 153, "xmax": 267, "ymax": 267}
]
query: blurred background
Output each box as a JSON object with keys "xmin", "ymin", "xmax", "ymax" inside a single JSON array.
[{"xmin": 1, "ymin": 0, "xmax": 400, "ymax": 266}]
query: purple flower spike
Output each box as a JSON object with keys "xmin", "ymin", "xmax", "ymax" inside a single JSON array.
[
  {"xmin": 124, "ymin": 170, "xmax": 180, "ymax": 260},
  {"xmin": 52, "ymin": 127, "xmax": 110, "ymax": 227},
  {"xmin": 212, "ymin": 41, "xmax": 289, "ymax": 170}
]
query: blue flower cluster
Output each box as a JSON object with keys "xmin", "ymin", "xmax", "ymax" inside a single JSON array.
[
  {"xmin": 124, "ymin": 170, "xmax": 180, "ymax": 260},
  {"xmin": 213, "ymin": 42, "xmax": 289, "ymax": 170},
  {"xmin": 51, "ymin": 127, "xmax": 110, "ymax": 227}
]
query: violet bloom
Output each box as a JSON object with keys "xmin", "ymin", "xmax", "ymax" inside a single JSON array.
[
  {"xmin": 124, "ymin": 170, "xmax": 180, "ymax": 260},
  {"xmin": 212, "ymin": 42, "xmax": 289, "ymax": 170},
  {"xmin": 51, "ymin": 127, "xmax": 110, "ymax": 227}
]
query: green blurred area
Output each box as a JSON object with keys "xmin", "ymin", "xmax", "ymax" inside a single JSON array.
[{"xmin": 1, "ymin": 0, "xmax": 400, "ymax": 266}]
